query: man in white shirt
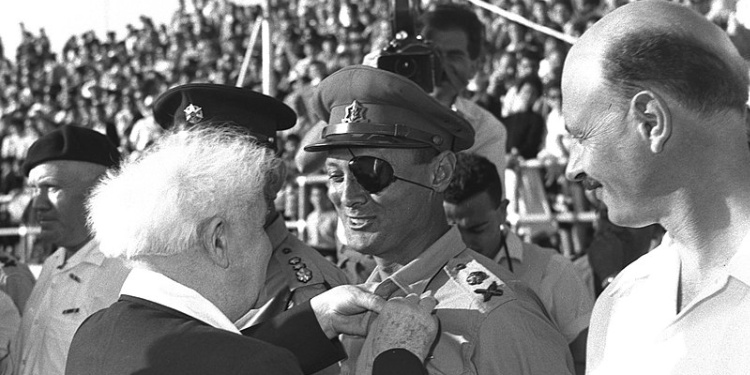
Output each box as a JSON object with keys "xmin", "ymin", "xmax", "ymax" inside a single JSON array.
[
  {"xmin": 10, "ymin": 125, "xmax": 129, "ymax": 375},
  {"xmin": 419, "ymin": 3, "xmax": 508, "ymax": 180},
  {"xmin": 563, "ymin": 2, "xmax": 750, "ymax": 373}
]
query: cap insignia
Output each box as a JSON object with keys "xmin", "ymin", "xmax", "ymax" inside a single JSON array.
[
  {"xmin": 184, "ymin": 104, "xmax": 204, "ymax": 124},
  {"xmin": 343, "ymin": 100, "xmax": 367, "ymax": 123}
]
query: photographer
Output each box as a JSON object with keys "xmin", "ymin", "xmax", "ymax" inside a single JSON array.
[{"xmin": 418, "ymin": 3, "xmax": 508, "ymax": 182}]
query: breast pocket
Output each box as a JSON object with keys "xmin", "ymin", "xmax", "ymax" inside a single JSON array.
[{"xmin": 425, "ymin": 331, "xmax": 475, "ymax": 375}]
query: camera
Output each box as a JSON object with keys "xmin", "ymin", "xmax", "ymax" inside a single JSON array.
[{"xmin": 377, "ymin": 0, "xmax": 442, "ymax": 92}]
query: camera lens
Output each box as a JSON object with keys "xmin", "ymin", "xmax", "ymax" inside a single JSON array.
[{"xmin": 394, "ymin": 57, "xmax": 418, "ymax": 78}]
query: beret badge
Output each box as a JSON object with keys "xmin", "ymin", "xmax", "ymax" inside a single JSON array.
[
  {"xmin": 343, "ymin": 100, "xmax": 367, "ymax": 123},
  {"xmin": 184, "ymin": 103, "xmax": 204, "ymax": 124}
]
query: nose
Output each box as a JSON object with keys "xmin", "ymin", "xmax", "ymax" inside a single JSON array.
[
  {"xmin": 31, "ymin": 187, "xmax": 50, "ymax": 211},
  {"xmin": 331, "ymin": 174, "xmax": 367, "ymax": 209},
  {"xmin": 565, "ymin": 143, "xmax": 585, "ymax": 182}
]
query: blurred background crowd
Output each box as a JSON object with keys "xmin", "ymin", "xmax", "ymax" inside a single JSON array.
[{"xmin": 0, "ymin": 0, "xmax": 747, "ymax": 282}]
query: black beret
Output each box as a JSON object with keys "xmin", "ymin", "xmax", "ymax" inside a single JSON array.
[
  {"xmin": 23, "ymin": 125, "xmax": 121, "ymax": 176},
  {"xmin": 152, "ymin": 83, "xmax": 296, "ymax": 147}
]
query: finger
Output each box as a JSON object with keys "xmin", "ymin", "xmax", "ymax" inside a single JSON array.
[
  {"xmin": 352, "ymin": 288, "xmax": 386, "ymax": 314},
  {"xmin": 365, "ymin": 310, "xmax": 378, "ymax": 331},
  {"xmin": 356, "ymin": 282, "xmax": 379, "ymax": 294},
  {"xmin": 419, "ymin": 295, "xmax": 438, "ymax": 312},
  {"xmin": 402, "ymin": 293, "xmax": 419, "ymax": 305}
]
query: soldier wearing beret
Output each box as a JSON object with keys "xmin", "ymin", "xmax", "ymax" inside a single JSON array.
[
  {"xmin": 305, "ymin": 65, "xmax": 574, "ymax": 375},
  {"xmin": 9, "ymin": 125, "xmax": 130, "ymax": 375}
]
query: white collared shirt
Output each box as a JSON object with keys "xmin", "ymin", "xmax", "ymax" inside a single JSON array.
[
  {"xmin": 12, "ymin": 240, "xmax": 129, "ymax": 375},
  {"xmin": 588, "ymin": 232, "xmax": 750, "ymax": 374},
  {"xmin": 121, "ymin": 268, "xmax": 240, "ymax": 334},
  {"xmin": 453, "ymin": 97, "xmax": 508, "ymax": 180}
]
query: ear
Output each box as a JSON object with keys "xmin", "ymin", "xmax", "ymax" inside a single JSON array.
[
  {"xmin": 432, "ymin": 151, "xmax": 457, "ymax": 193},
  {"xmin": 496, "ymin": 199, "xmax": 510, "ymax": 220},
  {"xmin": 630, "ymin": 90, "xmax": 671, "ymax": 154},
  {"xmin": 266, "ymin": 160, "xmax": 287, "ymax": 197},
  {"xmin": 468, "ymin": 58, "xmax": 481, "ymax": 81},
  {"xmin": 200, "ymin": 216, "xmax": 230, "ymax": 269}
]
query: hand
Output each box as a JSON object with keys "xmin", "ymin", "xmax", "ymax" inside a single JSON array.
[
  {"xmin": 309, "ymin": 284, "xmax": 385, "ymax": 339},
  {"xmin": 369, "ymin": 293, "xmax": 439, "ymax": 361},
  {"xmin": 440, "ymin": 59, "xmax": 470, "ymax": 96}
]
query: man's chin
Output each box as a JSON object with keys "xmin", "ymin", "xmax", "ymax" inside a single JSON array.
[{"xmin": 431, "ymin": 86, "xmax": 457, "ymax": 102}]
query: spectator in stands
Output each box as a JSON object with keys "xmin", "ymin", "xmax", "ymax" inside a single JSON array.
[
  {"xmin": 127, "ymin": 96, "xmax": 162, "ymax": 160},
  {"xmin": 550, "ymin": 0, "xmax": 575, "ymax": 30},
  {"xmin": 538, "ymin": 81, "xmax": 569, "ymax": 160},
  {"xmin": 504, "ymin": 74, "xmax": 546, "ymax": 159},
  {"xmin": 305, "ymin": 185, "xmax": 338, "ymax": 261},
  {"xmin": 444, "ymin": 153, "xmax": 593, "ymax": 375},
  {"xmin": 10, "ymin": 126, "xmax": 129, "ymax": 375},
  {"xmin": 563, "ymin": 2, "xmax": 750, "ymax": 373}
]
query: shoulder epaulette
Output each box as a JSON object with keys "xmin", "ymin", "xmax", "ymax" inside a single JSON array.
[{"xmin": 444, "ymin": 252, "xmax": 515, "ymax": 312}]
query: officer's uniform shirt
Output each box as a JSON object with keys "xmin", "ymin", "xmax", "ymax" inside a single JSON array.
[
  {"xmin": 235, "ymin": 214, "xmax": 349, "ymax": 329},
  {"xmin": 10, "ymin": 240, "xmax": 130, "ymax": 375},
  {"xmin": 496, "ymin": 232, "xmax": 594, "ymax": 343},
  {"xmin": 341, "ymin": 227, "xmax": 574, "ymax": 375}
]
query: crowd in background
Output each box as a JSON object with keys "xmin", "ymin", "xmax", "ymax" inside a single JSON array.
[{"xmin": 0, "ymin": 0, "xmax": 746, "ymax": 264}]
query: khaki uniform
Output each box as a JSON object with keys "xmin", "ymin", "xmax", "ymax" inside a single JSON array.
[{"xmin": 341, "ymin": 228, "xmax": 574, "ymax": 375}]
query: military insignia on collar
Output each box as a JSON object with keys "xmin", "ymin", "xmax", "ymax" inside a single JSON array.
[
  {"xmin": 343, "ymin": 100, "xmax": 367, "ymax": 123},
  {"xmin": 184, "ymin": 104, "xmax": 204, "ymax": 124}
]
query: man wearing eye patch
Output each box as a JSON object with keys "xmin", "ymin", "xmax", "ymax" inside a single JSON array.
[{"xmin": 304, "ymin": 64, "xmax": 574, "ymax": 375}]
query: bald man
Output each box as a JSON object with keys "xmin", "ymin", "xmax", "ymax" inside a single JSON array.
[{"xmin": 563, "ymin": 2, "xmax": 750, "ymax": 374}]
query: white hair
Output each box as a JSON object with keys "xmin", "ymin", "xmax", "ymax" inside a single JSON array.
[{"xmin": 87, "ymin": 126, "xmax": 277, "ymax": 259}]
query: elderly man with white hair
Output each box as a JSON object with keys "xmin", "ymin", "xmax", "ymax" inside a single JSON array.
[{"xmin": 65, "ymin": 127, "xmax": 438, "ymax": 375}]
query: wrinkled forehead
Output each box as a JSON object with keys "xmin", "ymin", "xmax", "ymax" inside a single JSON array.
[
  {"xmin": 28, "ymin": 160, "xmax": 106, "ymax": 183},
  {"xmin": 561, "ymin": 48, "xmax": 611, "ymax": 119}
]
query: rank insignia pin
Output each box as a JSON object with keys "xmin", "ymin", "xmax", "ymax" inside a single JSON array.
[
  {"xmin": 184, "ymin": 104, "xmax": 203, "ymax": 124},
  {"xmin": 466, "ymin": 271, "xmax": 489, "ymax": 285},
  {"xmin": 474, "ymin": 281, "xmax": 504, "ymax": 302},
  {"xmin": 296, "ymin": 268, "xmax": 312, "ymax": 283}
]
